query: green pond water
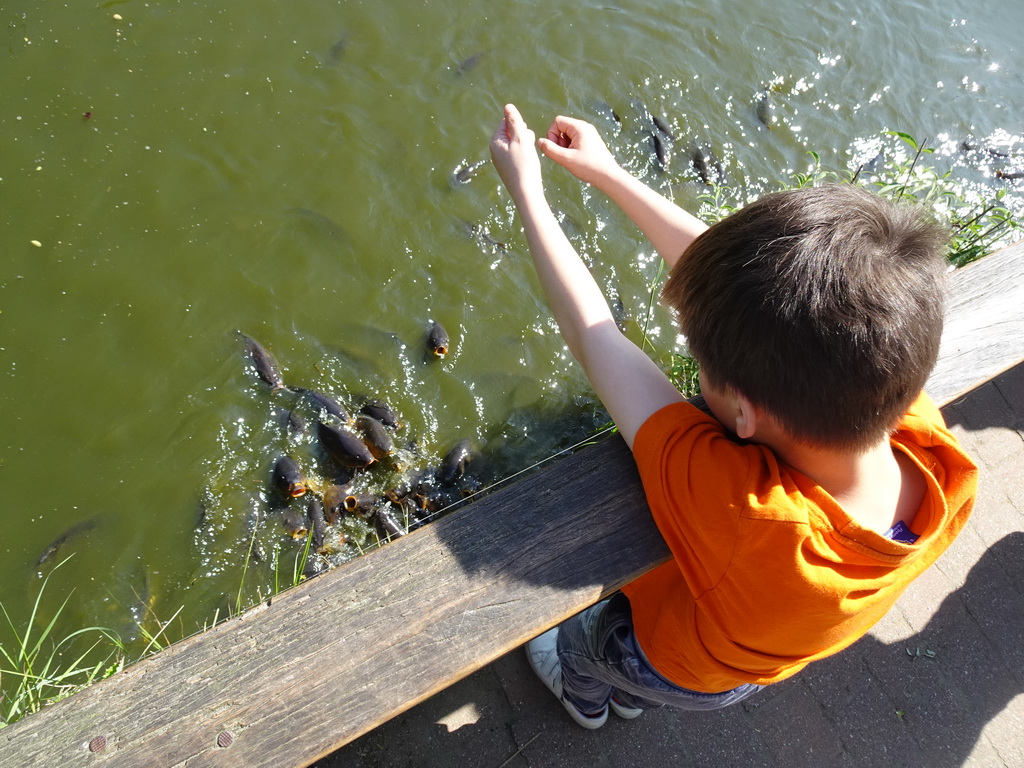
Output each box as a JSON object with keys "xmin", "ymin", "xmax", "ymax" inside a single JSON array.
[{"xmin": 1, "ymin": 0, "xmax": 1022, "ymax": 666}]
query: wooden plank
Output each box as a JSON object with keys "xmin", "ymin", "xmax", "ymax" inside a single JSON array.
[
  {"xmin": 3, "ymin": 241, "xmax": 1022, "ymax": 767},
  {"xmin": 926, "ymin": 240, "xmax": 1024, "ymax": 404},
  {"xmin": 0, "ymin": 434, "xmax": 666, "ymax": 767}
]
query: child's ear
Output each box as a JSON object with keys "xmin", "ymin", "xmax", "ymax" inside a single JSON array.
[{"xmin": 733, "ymin": 392, "xmax": 758, "ymax": 440}]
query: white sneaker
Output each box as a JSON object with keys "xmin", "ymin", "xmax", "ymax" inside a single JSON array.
[
  {"xmin": 526, "ymin": 628, "xmax": 608, "ymax": 730},
  {"xmin": 609, "ymin": 695, "xmax": 643, "ymax": 719}
]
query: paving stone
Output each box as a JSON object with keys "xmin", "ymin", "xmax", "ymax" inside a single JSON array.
[
  {"xmin": 744, "ymin": 677, "xmax": 844, "ymax": 766},
  {"xmin": 315, "ymin": 664, "xmax": 518, "ymax": 768},
  {"xmin": 802, "ymin": 645, "xmax": 922, "ymax": 767}
]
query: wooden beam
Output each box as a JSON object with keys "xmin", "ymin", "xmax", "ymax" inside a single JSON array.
[
  {"xmin": 926, "ymin": 240, "xmax": 1024, "ymax": 404},
  {"xmin": 3, "ymin": 242, "xmax": 1021, "ymax": 767}
]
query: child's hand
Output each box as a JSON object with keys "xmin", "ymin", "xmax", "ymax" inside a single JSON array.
[
  {"xmin": 490, "ymin": 104, "xmax": 544, "ymax": 200},
  {"xmin": 538, "ymin": 116, "xmax": 619, "ymax": 186}
]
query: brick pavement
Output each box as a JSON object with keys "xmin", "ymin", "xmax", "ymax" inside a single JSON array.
[{"xmin": 317, "ymin": 363, "xmax": 1024, "ymax": 768}]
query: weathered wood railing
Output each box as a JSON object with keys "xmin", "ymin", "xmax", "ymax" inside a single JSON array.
[{"xmin": 3, "ymin": 241, "xmax": 1022, "ymax": 767}]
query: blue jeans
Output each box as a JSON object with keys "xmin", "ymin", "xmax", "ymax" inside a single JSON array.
[{"xmin": 556, "ymin": 593, "xmax": 764, "ymax": 713}]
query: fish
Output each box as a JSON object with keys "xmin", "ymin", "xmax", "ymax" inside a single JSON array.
[
  {"xmin": 754, "ymin": 90, "xmax": 774, "ymax": 128},
  {"xmin": 610, "ymin": 293, "xmax": 628, "ymax": 332},
  {"xmin": 457, "ymin": 218, "xmax": 508, "ymax": 254},
  {"xmin": 317, "ymin": 421, "xmax": 376, "ymax": 468},
  {"xmin": 996, "ymin": 170, "xmax": 1024, "ymax": 180},
  {"xmin": 322, "ymin": 483, "xmax": 351, "ymax": 525},
  {"xmin": 327, "ymin": 36, "xmax": 347, "ymax": 63},
  {"xmin": 689, "ymin": 145, "xmax": 724, "ymax": 186},
  {"xmin": 285, "ymin": 409, "xmax": 308, "ymax": 435},
  {"xmin": 303, "ymin": 552, "xmax": 329, "ymax": 578},
  {"xmin": 456, "ymin": 51, "xmax": 483, "ymax": 76},
  {"xmin": 344, "ymin": 493, "xmax": 380, "ymax": 516},
  {"xmin": 282, "ymin": 506, "xmax": 309, "ymax": 540},
  {"xmin": 308, "ymin": 496, "xmax": 326, "ymax": 551},
  {"xmin": 375, "ymin": 504, "xmax": 407, "ymax": 540},
  {"xmin": 355, "ymin": 414, "xmax": 395, "ymax": 459},
  {"xmin": 360, "ymin": 399, "xmax": 401, "ymax": 429},
  {"xmin": 293, "ymin": 387, "xmax": 350, "ymax": 423},
  {"xmin": 272, "ymin": 456, "xmax": 308, "ymax": 498},
  {"xmin": 36, "ymin": 519, "xmax": 97, "ymax": 568},
  {"xmin": 288, "ymin": 207, "xmax": 348, "ymax": 242},
  {"xmin": 451, "ymin": 159, "xmax": 487, "ymax": 185},
  {"xmin": 438, "ymin": 439, "xmax": 473, "ymax": 485},
  {"xmin": 649, "ymin": 131, "xmax": 668, "ymax": 172},
  {"xmin": 238, "ymin": 332, "xmax": 286, "ymax": 392},
  {"xmin": 427, "ymin": 320, "xmax": 449, "ymax": 358},
  {"xmin": 652, "ymin": 114, "xmax": 675, "ymax": 139}
]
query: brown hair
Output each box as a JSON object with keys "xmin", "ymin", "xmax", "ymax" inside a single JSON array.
[{"xmin": 662, "ymin": 184, "xmax": 949, "ymax": 450}]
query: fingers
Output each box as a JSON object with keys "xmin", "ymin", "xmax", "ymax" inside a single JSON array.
[{"xmin": 546, "ymin": 115, "xmax": 590, "ymax": 145}]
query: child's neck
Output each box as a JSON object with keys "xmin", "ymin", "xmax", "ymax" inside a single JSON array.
[{"xmin": 768, "ymin": 433, "xmax": 926, "ymax": 535}]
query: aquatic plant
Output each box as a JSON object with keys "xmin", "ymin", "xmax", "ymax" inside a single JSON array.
[
  {"xmin": 0, "ymin": 560, "xmax": 123, "ymax": 728},
  {"xmin": 696, "ymin": 132, "xmax": 1019, "ymax": 267}
]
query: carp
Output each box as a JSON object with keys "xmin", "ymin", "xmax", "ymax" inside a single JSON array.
[
  {"xmin": 360, "ymin": 398, "xmax": 401, "ymax": 429},
  {"xmin": 375, "ymin": 504, "xmax": 407, "ymax": 540},
  {"xmin": 36, "ymin": 518, "xmax": 97, "ymax": 568},
  {"xmin": 308, "ymin": 496, "xmax": 326, "ymax": 551},
  {"xmin": 239, "ymin": 332, "xmax": 286, "ymax": 392},
  {"xmin": 355, "ymin": 414, "xmax": 395, "ymax": 459},
  {"xmin": 317, "ymin": 421, "xmax": 376, "ymax": 468},
  {"xmin": 438, "ymin": 439, "xmax": 473, "ymax": 486},
  {"xmin": 282, "ymin": 506, "xmax": 309, "ymax": 540},
  {"xmin": 322, "ymin": 483, "xmax": 352, "ymax": 525},
  {"xmin": 294, "ymin": 387, "xmax": 350, "ymax": 423},
  {"xmin": 427, "ymin": 320, "xmax": 449, "ymax": 358},
  {"xmin": 344, "ymin": 493, "xmax": 380, "ymax": 516},
  {"xmin": 272, "ymin": 456, "xmax": 308, "ymax": 498}
]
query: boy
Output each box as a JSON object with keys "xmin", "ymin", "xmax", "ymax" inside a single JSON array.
[{"xmin": 488, "ymin": 104, "xmax": 977, "ymax": 728}]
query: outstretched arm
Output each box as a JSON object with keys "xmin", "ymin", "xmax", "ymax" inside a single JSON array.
[
  {"xmin": 490, "ymin": 104, "xmax": 684, "ymax": 448},
  {"xmin": 538, "ymin": 115, "xmax": 707, "ymax": 269}
]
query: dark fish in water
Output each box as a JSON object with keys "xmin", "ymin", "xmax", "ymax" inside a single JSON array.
[
  {"xmin": 457, "ymin": 218, "xmax": 508, "ymax": 254},
  {"xmin": 344, "ymin": 493, "xmax": 380, "ymax": 516},
  {"xmin": 239, "ymin": 332, "xmax": 286, "ymax": 392},
  {"xmin": 360, "ymin": 399, "xmax": 401, "ymax": 429},
  {"xmin": 303, "ymin": 553, "xmax": 328, "ymax": 579},
  {"xmin": 288, "ymin": 207, "xmax": 348, "ymax": 242},
  {"xmin": 327, "ymin": 36, "xmax": 347, "ymax": 63},
  {"xmin": 293, "ymin": 387, "xmax": 350, "ymax": 423},
  {"xmin": 427, "ymin": 320, "xmax": 450, "ymax": 358},
  {"xmin": 457, "ymin": 51, "xmax": 483, "ymax": 75},
  {"xmin": 279, "ymin": 408, "xmax": 308, "ymax": 436},
  {"xmin": 317, "ymin": 421, "xmax": 376, "ymax": 468},
  {"xmin": 36, "ymin": 519, "xmax": 97, "ymax": 567},
  {"xmin": 384, "ymin": 485, "xmax": 409, "ymax": 505},
  {"xmin": 996, "ymin": 170, "xmax": 1024, "ymax": 180},
  {"xmin": 610, "ymin": 293, "xmax": 628, "ymax": 332},
  {"xmin": 754, "ymin": 90, "xmax": 774, "ymax": 128},
  {"xmin": 690, "ymin": 145, "xmax": 724, "ymax": 186},
  {"xmin": 355, "ymin": 414, "xmax": 395, "ymax": 459},
  {"xmin": 438, "ymin": 439, "xmax": 473, "ymax": 485},
  {"xmin": 282, "ymin": 506, "xmax": 309, "ymax": 540},
  {"xmin": 592, "ymin": 101, "xmax": 623, "ymax": 130},
  {"xmin": 648, "ymin": 130, "xmax": 668, "ymax": 172},
  {"xmin": 962, "ymin": 141, "xmax": 1012, "ymax": 159},
  {"xmin": 272, "ymin": 455, "xmax": 308, "ymax": 498},
  {"xmin": 652, "ymin": 114, "xmax": 675, "ymax": 139},
  {"xmin": 375, "ymin": 505, "xmax": 407, "ymax": 540},
  {"xmin": 323, "ymin": 483, "xmax": 351, "ymax": 525},
  {"xmin": 308, "ymin": 496, "xmax": 326, "ymax": 551},
  {"xmin": 451, "ymin": 159, "xmax": 487, "ymax": 185}
]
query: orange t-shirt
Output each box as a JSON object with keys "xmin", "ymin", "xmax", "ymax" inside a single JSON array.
[{"xmin": 622, "ymin": 392, "xmax": 977, "ymax": 693}]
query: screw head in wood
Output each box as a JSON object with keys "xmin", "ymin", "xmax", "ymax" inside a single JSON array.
[
  {"xmin": 88, "ymin": 735, "xmax": 107, "ymax": 753},
  {"xmin": 216, "ymin": 730, "xmax": 234, "ymax": 748}
]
